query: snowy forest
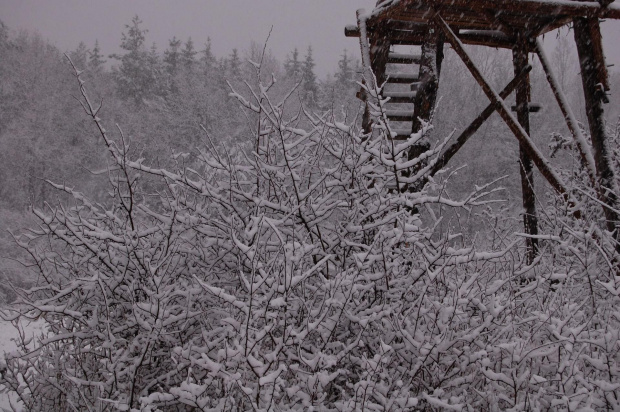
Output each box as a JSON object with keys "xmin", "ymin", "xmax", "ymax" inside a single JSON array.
[{"xmin": 1, "ymin": 5, "xmax": 620, "ymax": 410}]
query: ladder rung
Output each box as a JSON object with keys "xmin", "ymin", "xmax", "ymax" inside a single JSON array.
[
  {"xmin": 510, "ymin": 103, "xmax": 543, "ymax": 113},
  {"xmin": 388, "ymin": 52, "xmax": 422, "ymax": 65},
  {"xmin": 392, "ymin": 129, "xmax": 412, "ymax": 140},
  {"xmin": 385, "ymin": 110, "xmax": 414, "ymax": 121},
  {"xmin": 387, "ymin": 73, "xmax": 420, "ymax": 84},
  {"xmin": 383, "ymin": 91, "xmax": 417, "ymax": 103}
]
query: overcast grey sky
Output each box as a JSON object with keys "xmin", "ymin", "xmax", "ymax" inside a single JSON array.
[
  {"xmin": 1, "ymin": 0, "xmax": 619, "ymax": 77},
  {"xmin": 1, "ymin": 0, "xmax": 376, "ymax": 77}
]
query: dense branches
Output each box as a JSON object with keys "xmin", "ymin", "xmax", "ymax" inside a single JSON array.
[
  {"xmin": 1, "ymin": 17, "xmax": 620, "ymax": 412},
  {"xmin": 2, "ymin": 46, "xmax": 620, "ymax": 411}
]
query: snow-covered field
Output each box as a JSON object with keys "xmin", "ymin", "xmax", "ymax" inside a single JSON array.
[{"xmin": 0, "ymin": 318, "xmax": 45, "ymax": 411}]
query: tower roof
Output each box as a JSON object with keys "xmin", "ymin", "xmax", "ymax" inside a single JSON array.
[{"xmin": 349, "ymin": 0, "xmax": 620, "ymax": 48}]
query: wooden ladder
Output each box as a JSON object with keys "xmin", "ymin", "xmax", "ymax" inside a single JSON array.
[{"xmin": 382, "ymin": 51, "xmax": 422, "ymax": 140}]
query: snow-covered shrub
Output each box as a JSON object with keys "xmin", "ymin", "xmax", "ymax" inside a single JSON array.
[{"xmin": 2, "ymin": 55, "xmax": 620, "ymax": 412}]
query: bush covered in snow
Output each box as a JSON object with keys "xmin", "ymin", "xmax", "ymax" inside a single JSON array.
[{"xmin": 2, "ymin": 57, "xmax": 620, "ymax": 412}]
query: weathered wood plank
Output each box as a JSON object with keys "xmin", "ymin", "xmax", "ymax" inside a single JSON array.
[
  {"xmin": 383, "ymin": 91, "xmax": 418, "ymax": 103},
  {"xmin": 388, "ymin": 52, "xmax": 422, "ymax": 64},
  {"xmin": 363, "ymin": 0, "xmax": 620, "ymax": 39},
  {"xmin": 386, "ymin": 73, "xmax": 420, "ymax": 84},
  {"xmin": 435, "ymin": 0, "xmax": 620, "ymax": 20},
  {"xmin": 346, "ymin": 22, "xmax": 518, "ymax": 48},
  {"xmin": 385, "ymin": 110, "xmax": 415, "ymax": 121}
]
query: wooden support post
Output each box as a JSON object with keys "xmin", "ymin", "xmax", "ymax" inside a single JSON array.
[
  {"xmin": 406, "ymin": 19, "xmax": 444, "ymax": 193},
  {"xmin": 357, "ymin": 10, "xmax": 373, "ymax": 135},
  {"xmin": 513, "ymin": 37, "xmax": 539, "ymax": 263},
  {"xmin": 370, "ymin": 30, "xmax": 391, "ymax": 88},
  {"xmin": 358, "ymin": 11, "xmax": 391, "ymax": 135},
  {"xmin": 364, "ymin": 34, "xmax": 390, "ymax": 134},
  {"xmin": 574, "ymin": 17, "xmax": 620, "ymax": 239},
  {"xmin": 411, "ymin": 20, "xmax": 443, "ymax": 135},
  {"xmin": 434, "ymin": 14, "xmax": 571, "ymax": 200}
]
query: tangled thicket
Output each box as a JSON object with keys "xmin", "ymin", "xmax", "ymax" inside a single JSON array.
[{"xmin": 2, "ymin": 56, "xmax": 620, "ymax": 412}]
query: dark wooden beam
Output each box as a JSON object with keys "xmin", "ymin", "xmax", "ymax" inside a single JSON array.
[
  {"xmin": 394, "ymin": 9, "xmax": 500, "ymax": 30},
  {"xmin": 457, "ymin": 30, "xmax": 516, "ymax": 49},
  {"xmin": 381, "ymin": 19, "xmax": 427, "ymax": 32},
  {"xmin": 574, "ymin": 17, "xmax": 620, "ymax": 238},
  {"xmin": 513, "ymin": 36, "xmax": 539, "ymax": 263},
  {"xmin": 383, "ymin": 91, "xmax": 417, "ymax": 103},
  {"xmin": 479, "ymin": 8, "xmax": 517, "ymax": 37},
  {"xmin": 534, "ymin": 39, "xmax": 598, "ymax": 187},
  {"xmin": 369, "ymin": 30, "xmax": 391, "ymax": 87},
  {"xmin": 364, "ymin": 0, "xmax": 620, "ymax": 38},
  {"xmin": 430, "ymin": 64, "xmax": 532, "ymax": 176},
  {"xmin": 386, "ymin": 73, "xmax": 420, "ymax": 84},
  {"xmin": 346, "ymin": 24, "xmax": 517, "ymax": 49},
  {"xmin": 435, "ymin": 13, "xmax": 571, "ymax": 198},
  {"xmin": 388, "ymin": 52, "xmax": 422, "ymax": 64},
  {"xmin": 432, "ymin": 0, "xmax": 620, "ymax": 20},
  {"xmin": 585, "ymin": 17, "xmax": 610, "ymax": 93},
  {"xmin": 532, "ymin": 16, "xmax": 573, "ymax": 37},
  {"xmin": 357, "ymin": 11, "xmax": 374, "ymax": 135},
  {"xmin": 510, "ymin": 103, "xmax": 542, "ymax": 113},
  {"xmin": 406, "ymin": 20, "xmax": 444, "ymax": 194},
  {"xmin": 344, "ymin": 24, "xmax": 359, "ymax": 37}
]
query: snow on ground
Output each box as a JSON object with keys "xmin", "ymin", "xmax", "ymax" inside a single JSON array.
[{"xmin": 0, "ymin": 318, "xmax": 45, "ymax": 411}]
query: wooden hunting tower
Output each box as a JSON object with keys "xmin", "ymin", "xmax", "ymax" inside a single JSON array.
[{"xmin": 346, "ymin": 0, "xmax": 620, "ymax": 262}]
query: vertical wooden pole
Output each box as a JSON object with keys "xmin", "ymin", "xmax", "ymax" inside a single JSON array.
[
  {"xmin": 368, "ymin": 0, "xmax": 391, "ymax": 90},
  {"xmin": 411, "ymin": 21, "xmax": 443, "ymax": 134},
  {"xmin": 370, "ymin": 30, "xmax": 391, "ymax": 88},
  {"xmin": 513, "ymin": 37, "xmax": 539, "ymax": 263},
  {"xmin": 361, "ymin": 28, "xmax": 391, "ymax": 135},
  {"xmin": 574, "ymin": 18, "xmax": 620, "ymax": 241},
  {"xmin": 407, "ymin": 20, "xmax": 444, "ymax": 193}
]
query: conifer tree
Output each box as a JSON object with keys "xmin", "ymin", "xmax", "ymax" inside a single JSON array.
[
  {"xmin": 110, "ymin": 15, "xmax": 158, "ymax": 103},
  {"xmin": 284, "ymin": 48, "xmax": 301, "ymax": 78},
  {"xmin": 201, "ymin": 38, "xmax": 215, "ymax": 74},
  {"xmin": 147, "ymin": 42, "xmax": 166, "ymax": 97},
  {"xmin": 88, "ymin": 40, "xmax": 105, "ymax": 72},
  {"xmin": 336, "ymin": 49, "xmax": 353, "ymax": 86},
  {"xmin": 228, "ymin": 48, "xmax": 241, "ymax": 78},
  {"xmin": 121, "ymin": 15, "xmax": 146, "ymax": 53},
  {"xmin": 181, "ymin": 37, "xmax": 197, "ymax": 70},
  {"xmin": 70, "ymin": 42, "xmax": 89, "ymax": 70},
  {"xmin": 302, "ymin": 45, "xmax": 318, "ymax": 104},
  {"xmin": 163, "ymin": 36, "xmax": 181, "ymax": 76},
  {"xmin": 0, "ymin": 20, "xmax": 7, "ymax": 48}
]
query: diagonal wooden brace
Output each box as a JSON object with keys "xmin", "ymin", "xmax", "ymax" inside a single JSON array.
[
  {"xmin": 434, "ymin": 14, "xmax": 570, "ymax": 198},
  {"xmin": 534, "ymin": 39, "xmax": 598, "ymax": 188},
  {"xmin": 430, "ymin": 64, "xmax": 532, "ymax": 176}
]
